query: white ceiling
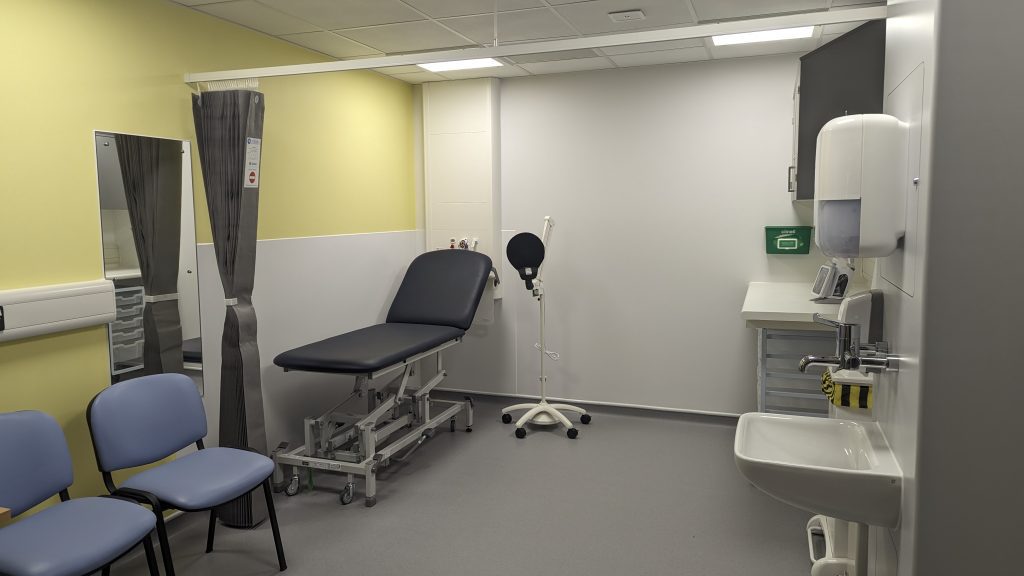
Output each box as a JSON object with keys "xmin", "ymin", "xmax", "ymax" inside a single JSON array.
[{"xmin": 169, "ymin": 0, "xmax": 882, "ymax": 83}]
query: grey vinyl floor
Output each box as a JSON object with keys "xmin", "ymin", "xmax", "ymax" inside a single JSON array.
[{"xmin": 117, "ymin": 395, "xmax": 812, "ymax": 576}]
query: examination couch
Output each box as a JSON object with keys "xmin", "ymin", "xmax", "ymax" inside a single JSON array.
[{"xmin": 272, "ymin": 249, "xmax": 492, "ymax": 507}]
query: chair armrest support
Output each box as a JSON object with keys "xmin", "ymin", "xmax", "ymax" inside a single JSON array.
[{"xmin": 111, "ymin": 487, "xmax": 162, "ymax": 510}]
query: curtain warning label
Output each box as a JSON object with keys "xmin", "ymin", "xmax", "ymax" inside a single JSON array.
[{"xmin": 244, "ymin": 137, "xmax": 261, "ymax": 188}]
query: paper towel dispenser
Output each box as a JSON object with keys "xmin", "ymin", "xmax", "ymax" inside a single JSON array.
[
  {"xmin": 814, "ymin": 114, "xmax": 909, "ymax": 258},
  {"xmin": 0, "ymin": 280, "xmax": 116, "ymax": 343}
]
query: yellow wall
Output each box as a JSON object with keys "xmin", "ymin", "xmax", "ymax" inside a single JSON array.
[{"xmin": 0, "ymin": 0, "xmax": 414, "ymax": 512}]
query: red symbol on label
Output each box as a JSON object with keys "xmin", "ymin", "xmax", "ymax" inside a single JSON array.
[{"xmin": 248, "ymin": 171, "xmax": 256, "ymax": 184}]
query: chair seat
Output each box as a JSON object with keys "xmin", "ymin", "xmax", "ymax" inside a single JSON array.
[
  {"xmin": 120, "ymin": 447, "xmax": 273, "ymax": 511},
  {"xmin": 273, "ymin": 323, "xmax": 465, "ymax": 374},
  {"xmin": 0, "ymin": 497, "xmax": 155, "ymax": 576}
]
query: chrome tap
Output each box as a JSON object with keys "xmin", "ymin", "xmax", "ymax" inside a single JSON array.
[{"xmin": 798, "ymin": 291, "xmax": 897, "ymax": 373}]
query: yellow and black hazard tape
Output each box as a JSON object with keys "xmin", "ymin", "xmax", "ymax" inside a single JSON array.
[{"xmin": 821, "ymin": 369, "xmax": 872, "ymax": 409}]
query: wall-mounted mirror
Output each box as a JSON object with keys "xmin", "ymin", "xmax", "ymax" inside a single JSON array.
[{"xmin": 95, "ymin": 131, "xmax": 203, "ymax": 394}]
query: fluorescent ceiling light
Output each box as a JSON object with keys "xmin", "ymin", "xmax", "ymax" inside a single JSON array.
[
  {"xmin": 418, "ymin": 58, "xmax": 503, "ymax": 72},
  {"xmin": 712, "ymin": 26, "xmax": 814, "ymax": 46}
]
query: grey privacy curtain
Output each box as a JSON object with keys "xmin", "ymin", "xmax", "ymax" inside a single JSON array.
[
  {"xmin": 192, "ymin": 90, "xmax": 267, "ymax": 528},
  {"xmin": 115, "ymin": 134, "xmax": 184, "ymax": 375}
]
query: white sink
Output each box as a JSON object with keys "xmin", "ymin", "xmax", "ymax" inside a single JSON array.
[{"xmin": 734, "ymin": 413, "xmax": 902, "ymax": 528}]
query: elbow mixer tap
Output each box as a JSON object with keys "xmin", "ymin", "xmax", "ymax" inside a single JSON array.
[{"xmin": 798, "ymin": 291, "xmax": 896, "ymax": 374}]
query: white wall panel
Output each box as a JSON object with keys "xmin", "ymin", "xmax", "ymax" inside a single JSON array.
[
  {"xmin": 198, "ymin": 230, "xmax": 423, "ymax": 449},
  {"xmin": 445, "ymin": 56, "xmax": 826, "ymax": 415}
]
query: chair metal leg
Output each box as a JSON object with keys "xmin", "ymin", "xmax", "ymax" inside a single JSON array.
[
  {"xmin": 206, "ymin": 510, "xmax": 217, "ymax": 553},
  {"xmin": 143, "ymin": 534, "xmax": 161, "ymax": 576},
  {"xmin": 262, "ymin": 479, "xmax": 287, "ymax": 571},
  {"xmin": 152, "ymin": 504, "xmax": 176, "ymax": 576}
]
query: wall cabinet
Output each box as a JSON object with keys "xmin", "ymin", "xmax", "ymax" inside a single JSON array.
[{"xmin": 791, "ymin": 21, "xmax": 886, "ymax": 201}]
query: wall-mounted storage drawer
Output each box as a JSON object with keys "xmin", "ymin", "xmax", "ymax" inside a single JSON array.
[
  {"xmin": 758, "ymin": 329, "xmax": 835, "ymax": 417},
  {"xmin": 108, "ymin": 286, "xmax": 145, "ymax": 376}
]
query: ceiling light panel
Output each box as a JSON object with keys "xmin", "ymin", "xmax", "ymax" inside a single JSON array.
[
  {"xmin": 419, "ymin": 58, "xmax": 504, "ymax": 72},
  {"xmin": 712, "ymin": 26, "xmax": 814, "ymax": 45}
]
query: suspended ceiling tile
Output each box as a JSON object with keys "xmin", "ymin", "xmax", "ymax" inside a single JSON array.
[
  {"xmin": 439, "ymin": 64, "xmax": 531, "ymax": 79},
  {"xmin": 440, "ymin": 8, "xmax": 577, "ymax": 45},
  {"xmin": 554, "ymin": 0, "xmax": 695, "ymax": 35},
  {"xmin": 338, "ymin": 21, "xmax": 475, "ymax": 53},
  {"xmin": 690, "ymin": 0, "xmax": 826, "ymax": 21},
  {"xmin": 518, "ymin": 56, "xmax": 615, "ymax": 75},
  {"xmin": 608, "ymin": 46, "xmax": 708, "ymax": 67},
  {"xmin": 258, "ymin": 0, "xmax": 425, "ymax": 29},
  {"xmin": 509, "ymin": 49, "xmax": 600, "ymax": 64},
  {"xmin": 708, "ymin": 36, "xmax": 818, "ymax": 58},
  {"xmin": 196, "ymin": 1, "xmax": 319, "ymax": 36},
  {"xmin": 822, "ymin": 20, "xmax": 867, "ymax": 35},
  {"xmin": 374, "ymin": 65, "xmax": 426, "ymax": 74},
  {"xmin": 402, "ymin": 0, "xmax": 544, "ymax": 19},
  {"xmin": 279, "ymin": 31, "xmax": 383, "ymax": 58},
  {"xmin": 599, "ymin": 38, "xmax": 705, "ymax": 55},
  {"xmin": 388, "ymin": 71, "xmax": 448, "ymax": 83}
]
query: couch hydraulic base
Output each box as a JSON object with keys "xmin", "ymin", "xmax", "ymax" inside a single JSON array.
[{"xmin": 273, "ymin": 346, "xmax": 473, "ymax": 507}]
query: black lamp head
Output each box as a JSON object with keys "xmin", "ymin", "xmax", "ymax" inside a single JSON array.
[{"xmin": 506, "ymin": 232, "xmax": 545, "ymax": 290}]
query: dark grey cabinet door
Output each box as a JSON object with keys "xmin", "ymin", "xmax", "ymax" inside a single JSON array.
[{"xmin": 795, "ymin": 20, "xmax": 886, "ymax": 200}]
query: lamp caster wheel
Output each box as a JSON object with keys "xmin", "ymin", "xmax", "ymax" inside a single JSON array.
[
  {"xmin": 365, "ymin": 496, "xmax": 377, "ymax": 508},
  {"xmin": 339, "ymin": 483, "xmax": 354, "ymax": 505},
  {"xmin": 580, "ymin": 414, "xmax": 592, "ymax": 425},
  {"xmin": 501, "ymin": 413, "xmax": 513, "ymax": 424},
  {"xmin": 567, "ymin": 428, "xmax": 579, "ymax": 439},
  {"xmin": 284, "ymin": 475, "xmax": 301, "ymax": 497},
  {"xmin": 515, "ymin": 428, "xmax": 527, "ymax": 439}
]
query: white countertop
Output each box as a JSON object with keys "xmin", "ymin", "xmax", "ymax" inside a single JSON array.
[
  {"xmin": 741, "ymin": 281, "xmax": 841, "ymax": 327},
  {"xmin": 105, "ymin": 267, "xmax": 141, "ymax": 280}
]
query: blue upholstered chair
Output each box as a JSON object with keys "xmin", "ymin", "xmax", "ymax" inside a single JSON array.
[
  {"xmin": 86, "ymin": 373, "xmax": 286, "ymax": 576},
  {"xmin": 0, "ymin": 410, "xmax": 159, "ymax": 576}
]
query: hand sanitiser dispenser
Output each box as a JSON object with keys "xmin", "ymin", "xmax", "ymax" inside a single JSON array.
[{"xmin": 815, "ymin": 114, "xmax": 909, "ymax": 258}]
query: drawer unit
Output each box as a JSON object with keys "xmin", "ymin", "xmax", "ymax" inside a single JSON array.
[
  {"xmin": 108, "ymin": 286, "xmax": 145, "ymax": 376},
  {"xmin": 758, "ymin": 329, "xmax": 835, "ymax": 417}
]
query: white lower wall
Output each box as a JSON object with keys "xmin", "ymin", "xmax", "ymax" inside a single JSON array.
[
  {"xmin": 198, "ymin": 230, "xmax": 423, "ymax": 449},
  {"xmin": 445, "ymin": 55, "xmax": 826, "ymax": 415}
]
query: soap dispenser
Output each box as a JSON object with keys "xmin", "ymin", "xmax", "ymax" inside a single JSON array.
[{"xmin": 814, "ymin": 114, "xmax": 909, "ymax": 258}]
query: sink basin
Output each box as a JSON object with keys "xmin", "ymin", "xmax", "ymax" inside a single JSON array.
[{"xmin": 734, "ymin": 413, "xmax": 902, "ymax": 528}]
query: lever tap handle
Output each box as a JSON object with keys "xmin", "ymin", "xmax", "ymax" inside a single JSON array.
[{"xmin": 812, "ymin": 313, "xmax": 843, "ymax": 328}]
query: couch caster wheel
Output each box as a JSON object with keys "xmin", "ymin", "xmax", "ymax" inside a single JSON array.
[
  {"xmin": 580, "ymin": 414, "xmax": 592, "ymax": 425},
  {"xmin": 465, "ymin": 427, "xmax": 473, "ymax": 433},
  {"xmin": 365, "ymin": 496, "xmax": 377, "ymax": 508},
  {"xmin": 339, "ymin": 483, "xmax": 354, "ymax": 505},
  {"xmin": 567, "ymin": 428, "xmax": 579, "ymax": 439},
  {"xmin": 284, "ymin": 475, "xmax": 301, "ymax": 497},
  {"xmin": 501, "ymin": 413, "xmax": 513, "ymax": 424},
  {"xmin": 515, "ymin": 428, "xmax": 527, "ymax": 439}
]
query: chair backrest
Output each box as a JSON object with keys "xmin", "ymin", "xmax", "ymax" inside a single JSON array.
[
  {"xmin": 0, "ymin": 411, "xmax": 74, "ymax": 517},
  {"xmin": 87, "ymin": 373, "xmax": 207, "ymax": 472},
  {"xmin": 386, "ymin": 250, "xmax": 493, "ymax": 331}
]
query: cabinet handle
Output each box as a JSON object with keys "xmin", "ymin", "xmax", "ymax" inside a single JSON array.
[{"xmin": 787, "ymin": 166, "xmax": 797, "ymax": 193}]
